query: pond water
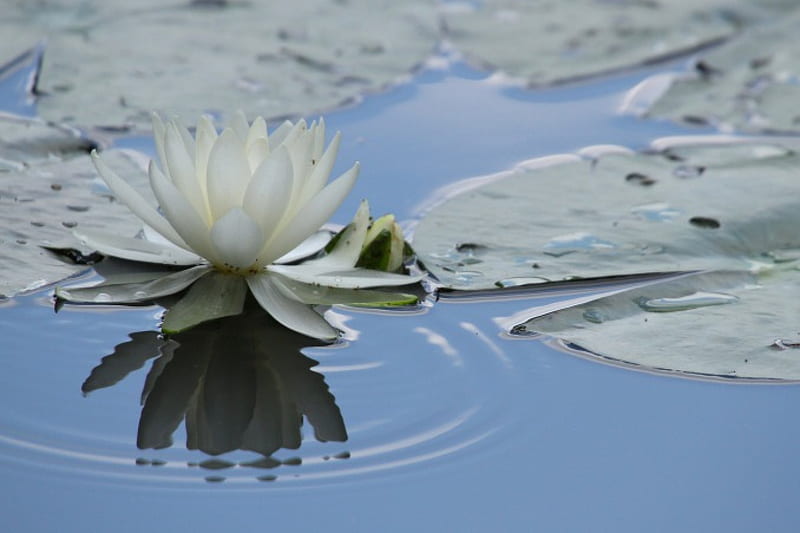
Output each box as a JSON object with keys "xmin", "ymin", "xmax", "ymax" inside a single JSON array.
[{"xmin": 3, "ymin": 47, "xmax": 800, "ymax": 532}]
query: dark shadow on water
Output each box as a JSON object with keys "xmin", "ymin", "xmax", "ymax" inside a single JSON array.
[{"xmin": 82, "ymin": 303, "xmax": 347, "ymax": 458}]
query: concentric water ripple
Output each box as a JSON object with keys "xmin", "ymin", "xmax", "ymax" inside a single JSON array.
[{"xmin": 0, "ymin": 280, "xmax": 521, "ymax": 489}]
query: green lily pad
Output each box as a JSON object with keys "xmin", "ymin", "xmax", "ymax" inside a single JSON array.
[
  {"xmin": 638, "ymin": 10, "xmax": 800, "ymax": 132},
  {"xmin": 412, "ymin": 138, "xmax": 800, "ymax": 290},
  {"xmin": 512, "ymin": 268, "xmax": 800, "ymax": 381},
  {"xmin": 441, "ymin": 0, "xmax": 796, "ymax": 86},
  {"xmin": 1, "ymin": 0, "xmax": 437, "ymax": 129},
  {"xmin": 0, "ymin": 121, "xmax": 152, "ymax": 297}
]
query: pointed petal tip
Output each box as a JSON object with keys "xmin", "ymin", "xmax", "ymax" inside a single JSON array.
[{"xmin": 151, "ymin": 111, "xmax": 165, "ymax": 129}]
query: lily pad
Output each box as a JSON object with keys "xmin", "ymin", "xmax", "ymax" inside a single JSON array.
[
  {"xmin": 412, "ymin": 138, "xmax": 800, "ymax": 289},
  {"xmin": 0, "ymin": 116, "xmax": 95, "ymax": 169},
  {"xmin": 512, "ymin": 268, "xmax": 800, "ymax": 381},
  {"xmin": 0, "ymin": 121, "xmax": 153, "ymax": 297},
  {"xmin": 634, "ymin": 10, "xmax": 800, "ymax": 132},
  {"xmin": 1, "ymin": 0, "xmax": 437, "ymax": 129},
  {"xmin": 441, "ymin": 0, "xmax": 796, "ymax": 86}
]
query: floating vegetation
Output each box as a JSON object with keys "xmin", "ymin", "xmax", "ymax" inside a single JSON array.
[
  {"xmin": 631, "ymin": 10, "xmax": 800, "ymax": 133},
  {"xmin": 0, "ymin": 0, "xmax": 438, "ymax": 128},
  {"xmin": 413, "ymin": 138, "xmax": 800, "ymax": 289}
]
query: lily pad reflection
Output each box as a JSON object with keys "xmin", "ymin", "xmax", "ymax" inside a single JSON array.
[{"xmin": 83, "ymin": 304, "xmax": 347, "ymax": 457}]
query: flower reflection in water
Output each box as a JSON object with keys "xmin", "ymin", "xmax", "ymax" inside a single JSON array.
[{"xmin": 83, "ymin": 301, "xmax": 346, "ymax": 458}]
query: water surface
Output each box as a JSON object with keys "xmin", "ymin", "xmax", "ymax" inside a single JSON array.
[{"xmin": 2, "ymin": 50, "xmax": 798, "ymax": 533}]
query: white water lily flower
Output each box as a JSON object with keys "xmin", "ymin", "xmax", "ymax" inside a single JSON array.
[{"xmin": 58, "ymin": 112, "xmax": 421, "ymax": 339}]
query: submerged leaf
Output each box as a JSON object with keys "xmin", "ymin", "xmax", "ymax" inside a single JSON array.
[{"xmin": 413, "ymin": 139, "xmax": 800, "ymax": 289}]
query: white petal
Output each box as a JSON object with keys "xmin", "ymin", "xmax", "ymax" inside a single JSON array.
[
  {"xmin": 165, "ymin": 123, "xmax": 207, "ymax": 222},
  {"xmin": 268, "ymin": 120, "xmax": 294, "ymax": 146},
  {"xmin": 242, "ymin": 146, "xmax": 294, "ymax": 239},
  {"xmin": 209, "ymin": 207, "xmax": 265, "ymax": 269},
  {"xmin": 247, "ymin": 274, "xmax": 338, "ymax": 340},
  {"xmin": 151, "ymin": 113, "xmax": 168, "ymax": 173},
  {"xmin": 268, "ymin": 265, "xmax": 423, "ymax": 289},
  {"xmin": 298, "ymin": 131, "xmax": 340, "ymax": 206},
  {"xmin": 312, "ymin": 117, "xmax": 326, "ymax": 162},
  {"xmin": 194, "ymin": 115, "xmax": 216, "ymax": 206},
  {"xmin": 274, "ymin": 230, "xmax": 331, "ymax": 264},
  {"xmin": 74, "ymin": 228, "xmax": 203, "ymax": 265},
  {"xmin": 149, "ymin": 161, "xmax": 218, "ymax": 262},
  {"xmin": 282, "ymin": 118, "xmax": 308, "ymax": 146},
  {"xmin": 230, "ymin": 110, "xmax": 250, "ymax": 142},
  {"xmin": 308, "ymin": 199, "xmax": 369, "ymax": 270},
  {"xmin": 246, "ymin": 116, "xmax": 268, "ymax": 150},
  {"xmin": 206, "ymin": 128, "xmax": 252, "ymax": 220},
  {"xmin": 91, "ymin": 151, "xmax": 188, "ymax": 250},
  {"xmin": 286, "ymin": 128, "xmax": 314, "ymax": 201},
  {"xmin": 56, "ymin": 265, "xmax": 211, "ymax": 303},
  {"xmin": 247, "ymin": 137, "xmax": 270, "ymax": 173},
  {"xmin": 258, "ymin": 162, "xmax": 359, "ymax": 264},
  {"xmin": 172, "ymin": 116, "xmax": 196, "ymax": 158}
]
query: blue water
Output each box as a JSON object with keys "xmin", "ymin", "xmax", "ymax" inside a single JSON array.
[{"xmin": 2, "ymin": 46, "xmax": 799, "ymax": 533}]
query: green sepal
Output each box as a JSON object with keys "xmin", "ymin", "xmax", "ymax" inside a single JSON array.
[
  {"xmin": 273, "ymin": 275, "xmax": 418, "ymax": 307},
  {"xmin": 357, "ymin": 228, "xmax": 394, "ymax": 271},
  {"xmin": 161, "ymin": 272, "xmax": 247, "ymax": 334}
]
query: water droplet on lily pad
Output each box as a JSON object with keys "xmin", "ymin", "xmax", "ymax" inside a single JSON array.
[
  {"xmin": 625, "ymin": 172, "xmax": 657, "ymax": 186},
  {"xmin": 770, "ymin": 338, "xmax": 800, "ymax": 350},
  {"xmin": 673, "ymin": 165, "xmax": 706, "ymax": 178},
  {"xmin": 454, "ymin": 270, "xmax": 483, "ymax": 283},
  {"xmin": 543, "ymin": 232, "xmax": 616, "ymax": 256},
  {"xmin": 495, "ymin": 277, "xmax": 550, "ymax": 288},
  {"xmin": 765, "ymin": 249, "xmax": 800, "ymax": 264},
  {"xmin": 689, "ymin": 216, "xmax": 720, "ymax": 229},
  {"xmin": 582, "ymin": 308, "xmax": 607, "ymax": 324},
  {"xmin": 637, "ymin": 291, "xmax": 739, "ymax": 313},
  {"xmin": 631, "ymin": 203, "xmax": 681, "ymax": 222}
]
